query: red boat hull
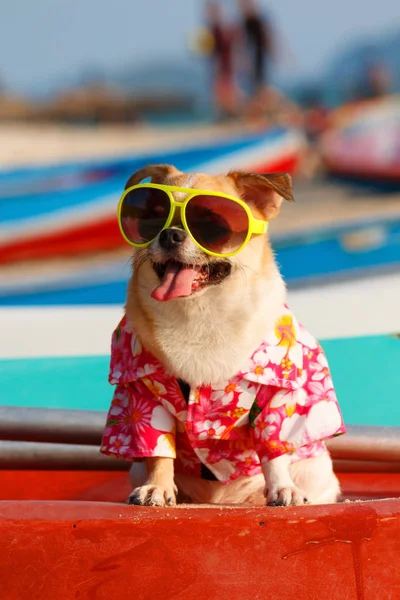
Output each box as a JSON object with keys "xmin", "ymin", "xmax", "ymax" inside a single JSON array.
[
  {"xmin": 0, "ymin": 470, "xmax": 400, "ymax": 502},
  {"xmin": 322, "ymin": 96, "xmax": 400, "ymax": 188},
  {"xmin": 0, "ymin": 495, "xmax": 399, "ymax": 600},
  {"xmin": 0, "ymin": 470, "xmax": 399, "ymax": 599}
]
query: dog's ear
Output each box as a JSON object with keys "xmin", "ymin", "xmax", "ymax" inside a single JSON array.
[
  {"xmin": 229, "ymin": 171, "xmax": 293, "ymax": 220},
  {"xmin": 125, "ymin": 164, "xmax": 180, "ymax": 190}
]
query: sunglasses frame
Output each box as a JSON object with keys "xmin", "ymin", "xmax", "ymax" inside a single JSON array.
[{"xmin": 117, "ymin": 182, "xmax": 269, "ymax": 258}]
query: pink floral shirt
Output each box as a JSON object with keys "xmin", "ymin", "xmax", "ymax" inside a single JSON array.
[{"xmin": 100, "ymin": 307, "xmax": 346, "ymax": 484}]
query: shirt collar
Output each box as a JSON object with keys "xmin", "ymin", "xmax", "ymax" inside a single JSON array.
[{"xmin": 110, "ymin": 308, "xmax": 312, "ymax": 391}]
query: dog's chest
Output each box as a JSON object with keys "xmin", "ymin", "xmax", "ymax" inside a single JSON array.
[{"xmin": 154, "ymin": 315, "xmax": 264, "ymax": 387}]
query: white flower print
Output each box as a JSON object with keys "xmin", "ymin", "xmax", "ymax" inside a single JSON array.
[
  {"xmin": 110, "ymin": 370, "xmax": 123, "ymax": 384},
  {"xmin": 264, "ymin": 313, "xmax": 317, "ymax": 369},
  {"xmin": 151, "ymin": 405, "xmax": 175, "ymax": 433},
  {"xmin": 131, "ymin": 334, "xmax": 142, "ymax": 357},
  {"xmin": 136, "ymin": 364, "xmax": 158, "ymax": 380},
  {"xmin": 210, "ymin": 380, "xmax": 255, "ymax": 409},
  {"xmin": 142, "ymin": 376, "xmax": 167, "ymax": 399},
  {"xmin": 236, "ymin": 381, "xmax": 258, "ymax": 408},
  {"xmin": 250, "ymin": 349, "xmax": 274, "ymax": 376},
  {"xmin": 130, "ymin": 396, "xmax": 152, "ymax": 434},
  {"xmin": 279, "ymin": 413, "xmax": 308, "ymax": 446},
  {"xmin": 160, "ymin": 398, "xmax": 187, "ymax": 424},
  {"xmin": 306, "ymin": 401, "xmax": 342, "ymax": 440},
  {"xmin": 197, "ymin": 419, "xmax": 226, "ymax": 440},
  {"xmin": 154, "ymin": 434, "xmax": 176, "ymax": 456},
  {"xmin": 254, "ymin": 412, "xmax": 280, "ymax": 441},
  {"xmin": 211, "ymin": 459, "xmax": 236, "ymax": 482},
  {"xmin": 236, "ymin": 449, "xmax": 258, "ymax": 465},
  {"xmin": 309, "ymin": 353, "xmax": 330, "ymax": 381},
  {"xmin": 308, "ymin": 377, "xmax": 335, "ymax": 403},
  {"xmin": 270, "ymin": 388, "xmax": 307, "ymax": 416},
  {"xmin": 108, "ymin": 433, "xmax": 132, "ymax": 455},
  {"xmin": 210, "ymin": 383, "xmax": 239, "ymax": 406},
  {"xmin": 109, "ymin": 393, "xmax": 129, "ymax": 414}
]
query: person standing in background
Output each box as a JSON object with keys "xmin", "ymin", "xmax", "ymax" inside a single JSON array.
[
  {"xmin": 238, "ymin": 0, "xmax": 273, "ymax": 96},
  {"xmin": 237, "ymin": 0, "xmax": 300, "ymax": 126},
  {"xmin": 205, "ymin": 1, "xmax": 239, "ymax": 120}
]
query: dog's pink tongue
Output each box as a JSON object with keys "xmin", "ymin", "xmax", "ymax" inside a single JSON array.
[{"xmin": 151, "ymin": 262, "xmax": 200, "ymax": 302}]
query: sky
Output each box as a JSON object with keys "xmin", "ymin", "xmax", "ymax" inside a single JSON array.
[{"xmin": 0, "ymin": 0, "xmax": 399, "ymax": 96}]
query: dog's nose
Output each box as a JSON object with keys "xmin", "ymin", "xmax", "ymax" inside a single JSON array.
[{"xmin": 159, "ymin": 228, "xmax": 186, "ymax": 250}]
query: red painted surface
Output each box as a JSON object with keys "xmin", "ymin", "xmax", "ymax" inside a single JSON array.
[
  {"xmin": 0, "ymin": 497, "xmax": 400, "ymax": 600},
  {"xmin": 1, "ymin": 470, "xmax": 400, "ymax": 502},
  {"xmin": 0, "ymin": 217, "xmax": 123, "ymax": 264},
  {"xmin": 324, "ymin": 160, "xmax": 400, "ymax": 183},
  {"xmin": 0, "ymin": 471, "xmax": 131, "ymax": 502},
  {"xmin": 251, "ymin": 153, "xmax": 301, "ymax": 176},
  {"xmin": 340, "ymin": 472, "xmax": 400, "ymax": 500},
  {"xmin": 0, "ymin": 470, "xmax": 400, "ymax": 598}
]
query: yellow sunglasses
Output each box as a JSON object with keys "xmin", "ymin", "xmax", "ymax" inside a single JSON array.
[{"xmin": 117, "ymin": 183, "xmax": 269, "ymax": 258}]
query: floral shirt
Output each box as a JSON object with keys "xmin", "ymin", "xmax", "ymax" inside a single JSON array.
[{"xmin": 100, "ymin": 307, "xmax": 346, "ymax": 484}]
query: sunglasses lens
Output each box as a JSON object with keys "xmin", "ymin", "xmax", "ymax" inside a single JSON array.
[
  {"xmin": 185, "ymin": 195, "xmax": 249, "ymax": 254},
  {"xmin": 120, "ymin": 187, "xmax": 170, "ymax": 244}
]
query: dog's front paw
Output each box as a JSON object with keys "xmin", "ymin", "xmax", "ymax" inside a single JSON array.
[
  {"xmin": 266, "ymin": 485, "xmax": 309, "ymax": 507},
  {"xmin": 128, "ymin": 484, "xmax": 177, "ymax": 507}
]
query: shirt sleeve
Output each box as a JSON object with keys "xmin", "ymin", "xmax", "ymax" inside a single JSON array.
[
  {"xmin": 250, "ymin": 350, "xmax": 346, "ymax": 463},
  {"xmin": 100, "ymin": 379, "xmax": 176, "ymax": 461}
]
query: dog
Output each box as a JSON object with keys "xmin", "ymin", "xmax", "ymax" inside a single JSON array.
[{"xmin": 100, "ymin": 164, "xmax": 346, "ymax": 507}]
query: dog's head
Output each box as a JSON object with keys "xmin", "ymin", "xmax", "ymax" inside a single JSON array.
[{"xmin": 123, "ymin": 164, "xmax": 292, "ymax": 303}]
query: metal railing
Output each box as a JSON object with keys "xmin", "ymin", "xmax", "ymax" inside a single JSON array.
[{"xmin": 0, "ymin": 406, "xmax": 399, "ymax": 471}]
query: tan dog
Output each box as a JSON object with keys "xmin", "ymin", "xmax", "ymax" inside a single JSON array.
[{"xmin": 114, "ymin": 164, "xmax": 340, "ymax": 506}]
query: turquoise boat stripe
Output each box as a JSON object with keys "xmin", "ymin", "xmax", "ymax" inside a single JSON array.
[{"xmin": 0, "ymin": 335, "xmax": 399, "ymax": 427}]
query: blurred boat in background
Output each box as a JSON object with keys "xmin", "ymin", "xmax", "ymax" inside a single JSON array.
[
  {"xmin": 2, "ymin": 121, "xmax": 400, "ymax": 306},
  {"xmin": 0, "ymin": 127, "xmax": 303, "ymax": 265},
  {"xmin": 322, "ymin": 95, "xmax": 400, "ymax": 190}
]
